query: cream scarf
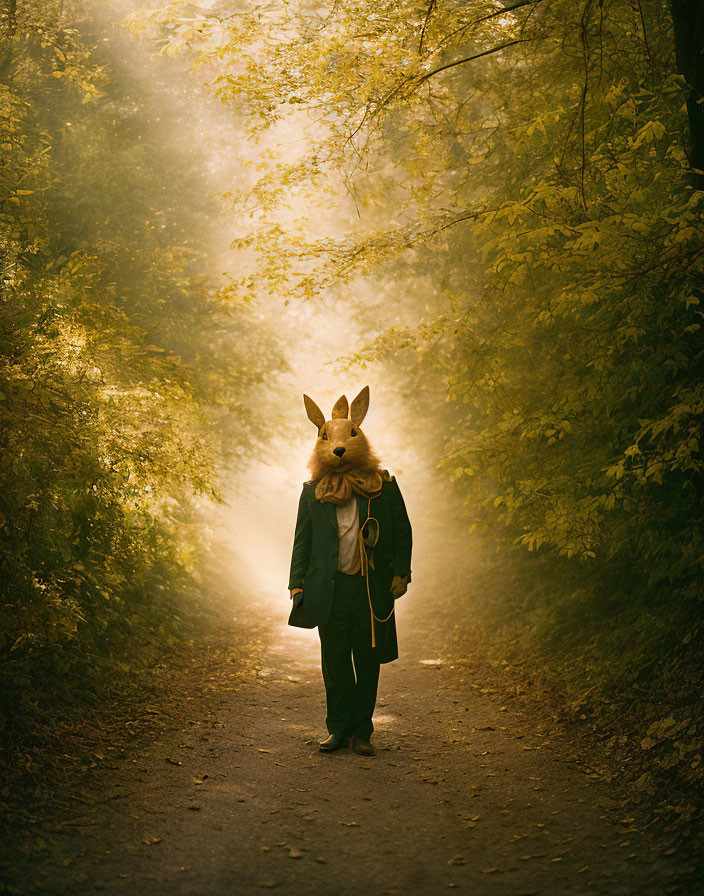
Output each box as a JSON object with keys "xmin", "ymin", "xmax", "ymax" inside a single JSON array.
[{"xmin": 314, "ymin": 468, "xmax": 383, "ymax": 504}]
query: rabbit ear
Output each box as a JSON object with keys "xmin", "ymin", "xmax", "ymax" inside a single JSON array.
[
  {"xmin": 303, "ymin": 394, "xmax": 325, "ymax": 429},
  {"xmin": 350, "ymin": 385, "xmax": 370, "ymax": 426},
  {"xmin": 331, "ymin": 394, "xmax": 349, "ymax": 418}
]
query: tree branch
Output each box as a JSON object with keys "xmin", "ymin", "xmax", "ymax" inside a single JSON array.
[
  {"xmin": 416, "ymin": 38, "xmax": 532, "ymax": 86},
  {"xmin": 418, "ymin": 0, "xmax": 437, "ymax": 55},
  {"xmin": 578, "ymin": 1, "xmax": 594, "ymax": 213},
  {"xmin": 438, "ymin": 0, "xmax": 545, "ymax": 53}
]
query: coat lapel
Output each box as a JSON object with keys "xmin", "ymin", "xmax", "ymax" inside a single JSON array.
[
  {"xmin": 358, "ymin": 493, "xmax": 369, "ymax": 526},
  {"xmin": 323, "ymin": 500, "xmax": 338, "ymax": 531}
]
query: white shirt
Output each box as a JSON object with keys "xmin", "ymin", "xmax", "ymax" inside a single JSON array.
[{"xmin": 335, "ymin": 496, "xmax": 361, "ymax": 575}]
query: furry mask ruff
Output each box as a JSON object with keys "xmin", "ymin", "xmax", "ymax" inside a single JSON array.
[{"xmin": 303, "ymin": 387, "xmax": 384, "ymax": 504}]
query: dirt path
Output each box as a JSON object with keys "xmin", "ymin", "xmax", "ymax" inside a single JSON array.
[{"xmin": 4, "ymin": 607, "xmax": 683, "ymax": 895}]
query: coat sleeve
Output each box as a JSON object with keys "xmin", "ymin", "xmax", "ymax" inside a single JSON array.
[
  {"xmin": 288, "ymin": 485, "xmax": 312, "ymax": 591},
  {"xmin": 389, "ymin": 476, "xmax": 412, "ymax": 582}
]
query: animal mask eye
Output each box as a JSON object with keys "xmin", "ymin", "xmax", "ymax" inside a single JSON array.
[
  {"xmin": 320, "ymin": 429, "xmax": 328, "ymax": 441},
  {"xmin": 351, "ymin": 429, "xmax": 358, "ymax": 437}
]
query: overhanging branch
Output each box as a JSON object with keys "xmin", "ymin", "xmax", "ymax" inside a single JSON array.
[
  {"xmin": 417, "ymin": 38, "xmax": 533, "ymax": 86},
  {"xmin": 438, "ymin": 0, "xmax": 546, "ymax": 52}
]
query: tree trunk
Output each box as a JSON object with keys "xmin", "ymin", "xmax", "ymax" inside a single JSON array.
[{"xmin": 669, "ymin": 0, "xmax": 704, "ymax": 189}]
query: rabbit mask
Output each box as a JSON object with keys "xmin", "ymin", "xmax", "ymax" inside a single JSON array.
[{"xmin": 304, "ymin": 386, "xmax": 384, "ymax": 504}]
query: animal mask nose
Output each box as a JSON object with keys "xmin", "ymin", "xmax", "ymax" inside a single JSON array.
[{"xmin": 333, "ymin": 447, "xmax": 346, "ymax": 457}]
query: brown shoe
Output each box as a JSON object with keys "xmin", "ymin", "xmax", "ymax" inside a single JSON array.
[
  {"xmin": 319, "ymin": 733, "xmax": 348, "ymax": 753},
  {"xmin": 350, "ymin": 736, "xmax": 376, "ymax": 757}
]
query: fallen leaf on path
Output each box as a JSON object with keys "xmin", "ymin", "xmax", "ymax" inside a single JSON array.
[
  {"xmin": 164, "ymin": 758, "xmax": 182, "ymax": 766},
  {"xmin": 448, "ymin": 855, "xmax": 467, "ymax": 866},
  {"xmin": 143, "ymin": 837, "xmax": 162, "ymax": 845},
  {"xmin": 481, "ymin": 868, "xmax": 503, "ymax": 874},
  {"xmin": 287, "ymin": 847, "xmax": 302, "ymax": 859},
  {"xmin": 339, "ymin": 821, "xmax": 359, "ymax": 826}
]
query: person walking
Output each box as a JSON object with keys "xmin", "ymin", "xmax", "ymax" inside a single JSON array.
[{"xmin": 287, "ymin": 386, "xmax": 412, "ymax": 756}]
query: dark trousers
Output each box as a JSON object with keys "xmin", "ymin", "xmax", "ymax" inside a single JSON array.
[{"xmin": 318, "ymin": 569, "xmax": 381, "ymax": 741}]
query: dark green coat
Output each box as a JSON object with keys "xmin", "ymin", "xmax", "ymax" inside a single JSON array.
[{"xmin": 287, "ymin": 473, "xmax": 413, "ymax": 664}]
